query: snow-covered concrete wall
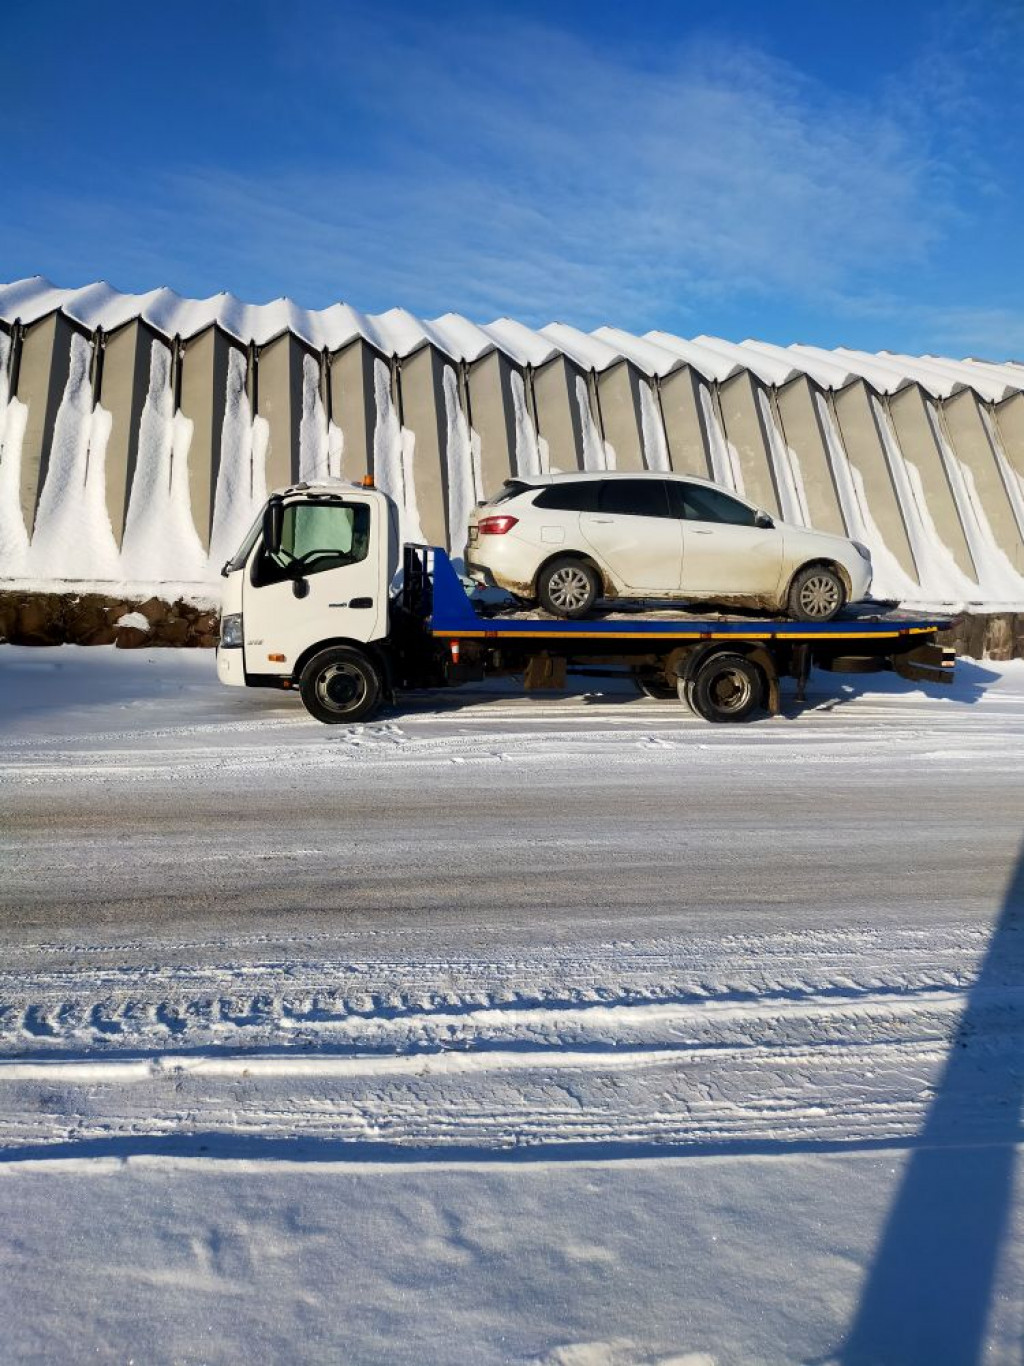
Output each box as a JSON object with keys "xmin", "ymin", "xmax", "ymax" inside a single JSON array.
[{"xmin": 2, "ymin": 275, "xmax": 1024, "ymax": 606}]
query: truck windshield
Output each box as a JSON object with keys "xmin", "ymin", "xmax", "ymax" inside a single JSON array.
[{"xmin": 223, "ymin": 511, "xmax": 265, "ymax": 573}]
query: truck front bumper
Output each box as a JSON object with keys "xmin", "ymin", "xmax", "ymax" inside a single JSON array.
[{"xmin": 216, "ymin": 647, "xmax": 245, "ymax": 687}]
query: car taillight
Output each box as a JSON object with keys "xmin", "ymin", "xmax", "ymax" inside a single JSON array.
[{"xmin": 477, "ymin": 515, "xmax": 519, "ymax": 535}]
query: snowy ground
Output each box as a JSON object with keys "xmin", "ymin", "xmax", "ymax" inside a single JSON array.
[{"xmin": 1, "ymin": 646, "xmax": 1023, "ymax": 1364}]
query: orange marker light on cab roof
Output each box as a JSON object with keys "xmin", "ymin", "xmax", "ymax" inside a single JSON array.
[{"xmin": 362, "ymin": 474, "xmax": 375, "ymax": 487}]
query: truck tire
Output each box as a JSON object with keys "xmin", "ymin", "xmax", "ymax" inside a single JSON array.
[
  {"xmin": 537, "ymin": 558, "xmax": 600, "ymax": 619},
  {"xmin": 689, "ymin": 652, "xmax": 764, "ymax": 723},
  {"xmin": 787, "ymin": 565, "xmax": 845, "ymax": 622},
  {"xmin": 299, "ymin": 646, "xmax": 382, "ymax": 724}
]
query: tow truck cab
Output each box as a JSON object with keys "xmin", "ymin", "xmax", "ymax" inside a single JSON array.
[{"xmin": 217, "ymin": 480, "xmax": 400, "ymax": 691}]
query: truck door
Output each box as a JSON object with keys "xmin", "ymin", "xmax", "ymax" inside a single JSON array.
[
  {"xmin": 241, "ymin": 495, "xmax": 386, "ymax": 677},
  {"xmin": 579, "ymin": 479, "xmax": 683, "ymax": 592}
]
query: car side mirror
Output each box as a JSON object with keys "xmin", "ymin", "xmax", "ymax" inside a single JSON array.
[
  {"xmin": 220, "ymin": 560, "xmax": 232, "ymax": 578},
  {"xmin": 292, "ymin": 576, "xmax": 310, "ymax": 599},
  {"xmin": 755, "ymin": 511, "xmax": 775, "ymax": 529}
]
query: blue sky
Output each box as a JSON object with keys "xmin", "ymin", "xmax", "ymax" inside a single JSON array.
[{"xmin": 4, "ymin": 0, "xmax": 1023, "ymax": 355}]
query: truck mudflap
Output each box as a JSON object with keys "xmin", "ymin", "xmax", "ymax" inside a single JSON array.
[{"xmin": 891, "ymin": 642, "xmax": 957, "ymax": 686}]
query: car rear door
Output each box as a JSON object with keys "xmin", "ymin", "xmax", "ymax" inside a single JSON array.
[
  {"xmin": 674, "ymin": 482, "xmax": 785, "ymax": 598},
  {"xmin": 580, "ymin": 479, "xmax": 683, "ymax": 592}
]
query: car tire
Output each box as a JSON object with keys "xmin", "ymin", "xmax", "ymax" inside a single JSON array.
[
  {"xmin": 689, "ymin": 652, "xmax": 764, "ymax": 723},
  {"xmin": 299, "ymin": 646, "xmax": 382, "ymax": 724},
  {"xmin": 787, "ymin": 565, "xmax": 846, "ymax": 622},
  {"xmin": 537, "ymin": 558, "xmax": 600, "ymax": 619}
]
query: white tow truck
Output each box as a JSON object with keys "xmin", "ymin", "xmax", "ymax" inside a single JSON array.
[{"xmin": 217, "ymin": 479, "xmax": 955, "ymax": 725}]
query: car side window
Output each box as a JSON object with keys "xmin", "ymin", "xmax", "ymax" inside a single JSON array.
[
  {"xmin": 598, "ymin": 479, "xmax": 673, "ymax": 518},
  {"xmin": 676, "ymin": 483, "xmax": 757, "ymax": 527},
  {"xmin": 252, "ymin": 502, "xmax": 371, "ymax": 587},
  {"xmin": 532, "ymin": 482, "xmax": 601, "ymax": 512}
]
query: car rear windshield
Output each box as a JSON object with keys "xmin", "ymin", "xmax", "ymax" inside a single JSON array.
[
  {"xmin": 532, "ymin": 481, "xmax": 601, "ymax": 512},
  {"xmin": 485, "ymin": 480, "xmax": 534, "ymax": 506}
]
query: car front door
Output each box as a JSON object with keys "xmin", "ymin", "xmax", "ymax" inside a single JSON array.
[
  {"xmin": 579, "ymin": 479, "xmax": 683, "ymax": 593},
  {"xmin": 241, "ymin": 496, "xmax": 385, "ymax": 677},
  {"xmin": 674, "ymin": 482, "xmax": 785, "ymax": 599}
]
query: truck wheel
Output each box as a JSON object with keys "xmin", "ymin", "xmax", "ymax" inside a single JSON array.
[
  {"xmin": 537, "ymin": 558, "xmax": 600, "ymax": 618},
  {"xmin": 689, "ymin": 652, "xmax": 764, "ymax": 723},
  {"xmin": 299, "ymin": 646, "xmax": 382, "ymax": 724},
  {"xmin": 787, "ymin": 565, "xmax": 845, "ymax": 622}
]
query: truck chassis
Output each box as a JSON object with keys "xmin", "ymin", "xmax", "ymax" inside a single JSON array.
[{"xmin": 287, "ymin": 546, "xmax": 954, "ymax": 726}]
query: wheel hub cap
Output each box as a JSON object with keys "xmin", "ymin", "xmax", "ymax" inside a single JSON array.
[
  {"xmin": 549, "ymin": 567, "xmax": 592, "ymax": 611},
  {"xmin": 799, "ymin": 575, "xmax": 841, "ymax": 617},
  {"xmin": 710, "ymin": 669, "xmax": 752, "ymax": 712},
  {"xmin": 317, "ymin": 664, "xmax": 366, "ymax": 712}
]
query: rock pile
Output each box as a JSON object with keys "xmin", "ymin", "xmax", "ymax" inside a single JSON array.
[{"xmin": 0, "ymin": 590, "xmax": 220, "ymax": 648}]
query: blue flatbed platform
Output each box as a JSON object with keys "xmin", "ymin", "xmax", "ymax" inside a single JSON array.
[{"xmin": 421, "ymin": 547, "xmax": 951, "ymax": 645}]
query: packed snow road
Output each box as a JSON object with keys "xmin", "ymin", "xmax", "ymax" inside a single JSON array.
[{"xmin": 1, "ymin": 645, "xmax": 1023, "ymax": 1364}]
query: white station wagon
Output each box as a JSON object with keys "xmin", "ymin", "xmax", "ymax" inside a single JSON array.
[{"xmin": 466, "ymin": 472, "xmax": 872, "ymax": 621}]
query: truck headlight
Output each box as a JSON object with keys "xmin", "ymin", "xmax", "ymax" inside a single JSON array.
[
  {"xmin": 852, "ymin": 542, "xmax": 872, "ymax": 563},
  {"xmin": 220, "ymin": 613, "xmax": 243, "ymax": 648}
]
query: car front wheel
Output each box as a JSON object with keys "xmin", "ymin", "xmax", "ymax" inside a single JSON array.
[{"xmin": 787, "ymin": 565, "xmax": 846, "ymax": 622}]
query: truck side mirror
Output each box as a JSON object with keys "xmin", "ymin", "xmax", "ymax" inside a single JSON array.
[
  {"xmin": 755, "ymin": 511, "xmax": 775, "ymax": 529},
  {"xmin": 262, "ymin": 498, "xmax": 284, "ymax": 556}
]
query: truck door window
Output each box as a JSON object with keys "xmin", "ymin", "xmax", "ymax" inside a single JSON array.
[{"xmin": 253, "ymin": 502, "xmax": 371, "ymax": 586}]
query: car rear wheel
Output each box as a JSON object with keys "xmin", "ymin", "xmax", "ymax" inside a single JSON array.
[
  {"xmin": 787, "ymin": 565, "xmax": 845, "ymax": 622},
  {"xmin": 689, "ymin": 652, "xmax": 764, "ymax": 723},
  {"xmin": 537, "ymin": 558, "xmax": 600, "ymax": 618},
  {"xmin": 299, "ymin": 646, "xmax": 382, "ymax": 724}
]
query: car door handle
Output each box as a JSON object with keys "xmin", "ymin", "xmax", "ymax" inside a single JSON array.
[
  {"xmin": 591, "ymin": 518, "xmax": 614, "ymax": 524},
  {"xmin": 691, "ymin": 529, "xmax": 713, "ymax": 535},
  {"xmin": 349, "ymin": 597, "xmax": 374, "ymax": 609}
]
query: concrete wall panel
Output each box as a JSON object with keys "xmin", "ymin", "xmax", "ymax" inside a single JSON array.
[
  {"xmin": 465, "ymin": 350, "xmax": 516, "ymax": 496},
  {"xmin": 329, "ymin": 340, "xmax": 377, "ymax": 483},
  {"xmin": 595, "ymin": 362, "xmax": 644, "ymax": 470},
  {"xmin": 178, "ymin": 328, "xmax": 225, "ymax": 549},
  {"xmin": 887, "ymin": 386, "xmax": 976, "ymax": 580},
  {"xmin": 397, "ymin": 346, "xmax": 448, "ymax": 546},
  {"xmin": 99, "ymin": 320, "xmax": 150, "ymax": 544},
  {"xmin": 993, "ymin": 393, "xmax": 1024, "ymax": 483},
  {"xmin": 658, "ymin": 368, "xmax": 713, "ymax": 478},
  {"xmin": 941, "ymin": 391, "xmax": 1024, "ymax": 574},
  {"xmin": 717, "ymin": 373, "xmax": 779, "ymax": 515},
  {"xmin": 179, "ymin": 327, "xmax": 230, "ymax": 549},
  {"xmin": 14, "ymin": 312, "xmax": 76, "ymax": 533},
  {"xmin": 775, "ymin": 378, "xmax": 846, "ymax": 536},
  {"xmin": 255, "ymin": 335, "xmax": 297, "ymax": 492},
  {"xmin": 832, "ymin": 382, "xmax": 918, "ymax": 583},
  {"xmin": 533, "ymin": 356, "xmax": 585, "ymax": 471}
]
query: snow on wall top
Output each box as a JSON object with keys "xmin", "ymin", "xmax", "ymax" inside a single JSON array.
[{"xmin": 2, "ymin": 275, "xmax": 1023, "ymax": 402}]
